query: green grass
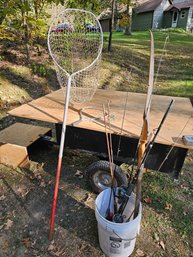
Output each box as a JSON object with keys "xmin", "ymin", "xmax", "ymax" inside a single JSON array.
[
  {"xmin": 143, "ymin": 171, "xmax": 193, "ymax": 238},
  {"xmin": 100, "ymin": 31, "xmax": 193, "ymax": 98}
]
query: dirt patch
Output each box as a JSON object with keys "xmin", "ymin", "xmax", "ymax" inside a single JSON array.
[
  {"xmin": 0, "ymin": 146, "xmax": 192, "ymax": 257},
  {"xmin": 0, "ymin": 148, "xmax": 102, "ymax": 257}
]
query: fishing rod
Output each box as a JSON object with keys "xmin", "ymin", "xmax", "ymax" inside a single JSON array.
[
  {"xmin": 107, "ymin": 102, "xmax": 118, "ymax": 217},
  {"xmin": 157, "ymin": 114, "xmax": 192, "ymax": 172},
  {"xmin": 102, "ymin": 103, "xmax": 115, "ymax": 221},
  {"xmin": 154, "ymin": 35, "xmax": 169, "ymax": 90},
  {"xmin": 116, "ymin": 43, "xmax": 134, "ymax": 159},
  {"xmin": 113, "ymin": 99, "xmax": 174, "ymax": 223},
  {"xmin": 116, "ymin": 92, "xmax": 129, "ymax": 159}
]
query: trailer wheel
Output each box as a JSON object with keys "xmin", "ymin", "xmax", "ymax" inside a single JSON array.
[{"xmin": 86, "ymin": 160, "xmax": 128, "ymax": 193}]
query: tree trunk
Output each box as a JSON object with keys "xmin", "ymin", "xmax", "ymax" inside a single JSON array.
[
  {"xmin": 124, "ymin": 4, "xmax": 132, "ymax": 36},
  {"xmin": 22, "ymin": 6, "xmax": 30, "ymax": 62},
  {"xmin": 124, "ymin": 25, "xmax": 132, "ymax": 35},
  {"xmin": 0, "ymin": 2, "xmax": 9, "ymax": 25},
  {"xmin": 108, "ymin": 0, "xmax": 116, "ymax": 52},
  {"xmin": 0, "ymin": 15, "xmax": 6, "ymax": 25}
]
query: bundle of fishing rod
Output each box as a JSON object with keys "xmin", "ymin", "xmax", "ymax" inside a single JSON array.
[{"xmin": 103, "ymin": 99, "xmax": 174, "ymax": 224}]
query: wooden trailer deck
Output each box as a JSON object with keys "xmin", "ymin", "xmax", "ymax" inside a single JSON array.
[
  {"xmin": 8, "ymin": 89, "xmax": 193, "ymax": 175},
  {"xmin": 9, "ymin": 89, "xmax": 193, "ymax": 148}
]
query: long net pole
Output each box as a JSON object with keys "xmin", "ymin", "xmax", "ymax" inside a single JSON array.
[{"xmin": 49, "ymin": 76, "xmax": 71, "ymax": 240}]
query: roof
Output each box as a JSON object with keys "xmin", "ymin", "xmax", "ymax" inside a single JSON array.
[
  {"xmin": 133, "ymin": 0, "xmax": 163, "ymax": 14},
  {"xmin": 98, "ymin": 4, "xmax": 127, "ymax": 20},
  {"xmin": 165, "ymin": 1, "xmax": 193, "ymax": 11}
]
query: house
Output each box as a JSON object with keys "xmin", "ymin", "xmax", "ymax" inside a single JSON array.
[
  {"xmin": 99, "ymin": 5, "xmax": 128, "ymax": 32},
  {"xmin": 132, "ymin": 0, "xmax": 193, "ymax": 31},
  {"xmin": 99, "ymin": 17, "xmax": 111, "ymax": 32},
  {"xmin": 164, "ymin": 1, "xmax": 193, "ymax": 31},
  {"xmin": 132, "ymin": 0, "xmax": 172, "ymax": 30}
]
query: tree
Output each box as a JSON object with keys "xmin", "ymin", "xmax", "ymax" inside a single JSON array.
[
  {"xmin": 67, "ymin": 0, "xmax": 106, "ymax": 13},
  {"xmin": 0, "ymin": 0, "xmax": 17, "ymax": 25},
  {"xmin": 0, "ymin": 0, "xmax": 66, "ymax": 61},
  {"xmin": 108, "ymin": 0, "xmax": 116, "ymax": 52},
  {"xmin": 119, "ymin": 0, "xmax": 132, "ymax": 35}
]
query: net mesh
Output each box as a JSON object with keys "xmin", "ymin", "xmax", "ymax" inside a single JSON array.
[{"xmin": 48, "ymin": 9, "xmax": 103, "ymax": 103}]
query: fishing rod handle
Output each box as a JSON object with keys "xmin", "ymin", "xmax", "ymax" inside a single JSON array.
[{"xmin": 117, "ymin": 184, "xmax": 134, "ymax": 215}]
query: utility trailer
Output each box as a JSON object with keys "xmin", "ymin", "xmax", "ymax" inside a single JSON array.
[{"xmin": 6, "ymin": 89, "xmax": 193, "ymax": 191}]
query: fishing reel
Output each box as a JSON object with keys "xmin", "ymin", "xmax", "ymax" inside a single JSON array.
[{"xmin": 113, "ymin": 213, "xmax": 124, "ymax": 223}]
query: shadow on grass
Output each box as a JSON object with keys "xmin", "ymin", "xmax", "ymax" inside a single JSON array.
[
  {"xmin": 0, "ymin": 67, "xmax": 45, "ymax": 98},
  {"xmin": 0, "ymin": 65, "xmax": 59, "ymax": 101}
]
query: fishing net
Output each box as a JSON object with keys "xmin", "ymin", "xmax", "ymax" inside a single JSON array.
[
  {"xmin": 48, "ymin": 8, "xmax": 103, "ymax": 103},
  {"xmin": 47, "ymin": 9, "xmax": 103, "ymax": 239}
]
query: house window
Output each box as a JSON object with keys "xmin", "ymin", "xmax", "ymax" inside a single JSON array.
[{"xmin": 180, "ymin": 11, "xmax": 186, "ymax": 18}]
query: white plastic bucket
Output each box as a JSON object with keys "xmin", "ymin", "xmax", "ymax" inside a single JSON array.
[{"xmin": 95, "ymin": 188, "xmax": 142, "ymax": 257}]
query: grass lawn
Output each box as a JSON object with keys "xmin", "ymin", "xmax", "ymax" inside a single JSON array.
[{"xmin": 100, "ymin": 30, "xmax": 193, "ymax": 98}]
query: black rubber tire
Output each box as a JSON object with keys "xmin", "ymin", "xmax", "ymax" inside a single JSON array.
[{"xmin": 86, "ymin": 160, "xmax": 128, "ymax": 193}]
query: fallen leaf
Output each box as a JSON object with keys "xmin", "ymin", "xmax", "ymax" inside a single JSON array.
[
  {"xmin": 0, "ymin": 225, "xmax": 4, "ymax": 230},
  {"xmin": 36, "ymin": 162, "xmax": 45, "ymax": 171},
  {"xmin": 82, "ymin": 193, "xmax": 92, "ymax": 203},
  {"xmin": 75, "ymin": 170, "xmax": 83, "ymax": 176},
  {"xmin": 4, "ymin": 219, "xmax": 13, "ymax": 230},
  {"xmin": 143, "ymin": 196, "xmax": 152, "ymax": 204},
  {"xmin": 22, "ymin": 238, "xmax": 33, "ymax": 248},
  {"xmin": 29, "ymin": 175, "xmax": 36, "ymax": 180},
  {"xmin": 72, "ymin": 149, "xmax": 80, "ymax": 156},
  {"xmin": 153, "ymin": 232, "xmax": 159, "ymax": 242},
  {"xmin": 54, "ymin": 249, "xmax": 65, "ymax": 256},
  {"xmin": 0, "ymin": 195, "xmax": 6, "ymax": 201},
  {"xmin": 37, "ymin": 175, "xmax": 42, "ymax": 180},
  {"xmin": 48, "ymin": 241, "xmax": 55, "ymax": 251},
  {"xmin": 136, "ymin": 248, "xmax": 145, "ymax": 256},
  {"xmin": 0, "ymin": 174, "xmax": 5, "ymax": 179},
  {"xmin": 159, "ymin": 240, "xmax": 165, "ymax": 250},
  {"xmin": 165, "ymin": 202, "xmax": 172, "ymax": 211},
  {"xmin": 40, "ymin": 181, "xmax": 46, "ymax": 187}
]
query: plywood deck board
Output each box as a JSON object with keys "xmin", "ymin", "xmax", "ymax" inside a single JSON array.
[
  {"xmin": 0, "ymin": 143, "xmax": 29, "ymax": 168},
  {"xmin": 0, "ymin": 123, "xmax": 51, "ymax": 147},
  {"xmin": 8, "ymin": 89, "xmax": 193, "ymax": 149}
]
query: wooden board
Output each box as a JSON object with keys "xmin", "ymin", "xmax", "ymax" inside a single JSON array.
[
  {"xmin": 8, "ymin": 89, "xmax": 193, "ymax": 150},
  {"xmin": 0, "ymin": 143, "xmax": 29, "ymax": 168},
  {"xmin": 0, "ymin": 123, "xmax": 51, "ymax": 147},
  {"xmin": 0, "ymin": 123, "xmax": 51, "ymax": 168}
]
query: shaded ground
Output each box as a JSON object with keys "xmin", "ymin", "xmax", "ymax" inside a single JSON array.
[{"xmin": 0, "ymin": 145, "xmax": 192, "ymax": 257}]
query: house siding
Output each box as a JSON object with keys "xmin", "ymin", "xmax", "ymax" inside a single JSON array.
[
  {"xmin": 172, "ymin": 0, "xmax": 193, "ymax": 31},
  {"xmin": 99, "ymin": 19, "xmax": 110, "ymax": 32},
  {"xmin": 187, "ymin": 6, "xmax": 193, "ymax": 31},
  {"xmin": 163, "ymin": 12, "xmax": 173, "ymax": 28},
  {"xmin": 132, "ymin": 11, "xmax": 153, "ymax": 31},
  {"xmin": 177, "ymin": 9, "xmax": 189, "ymax": 29},
  {"xmin": 132, "ymin": 0, "xmax": 193, "ymax": 31},
  {"xmin": 152, "ymin": 0, "xmax": 170, "ymax": 28}
]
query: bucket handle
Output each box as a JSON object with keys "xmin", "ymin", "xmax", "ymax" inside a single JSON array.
[{"xmin": 105, "ymin": 225, "xmax": 137, "ymax": 241}]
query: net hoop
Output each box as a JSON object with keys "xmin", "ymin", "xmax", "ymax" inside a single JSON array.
[{"xmin": 48, "ymin": 8, "xmax": 103, "ymax": 103}]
